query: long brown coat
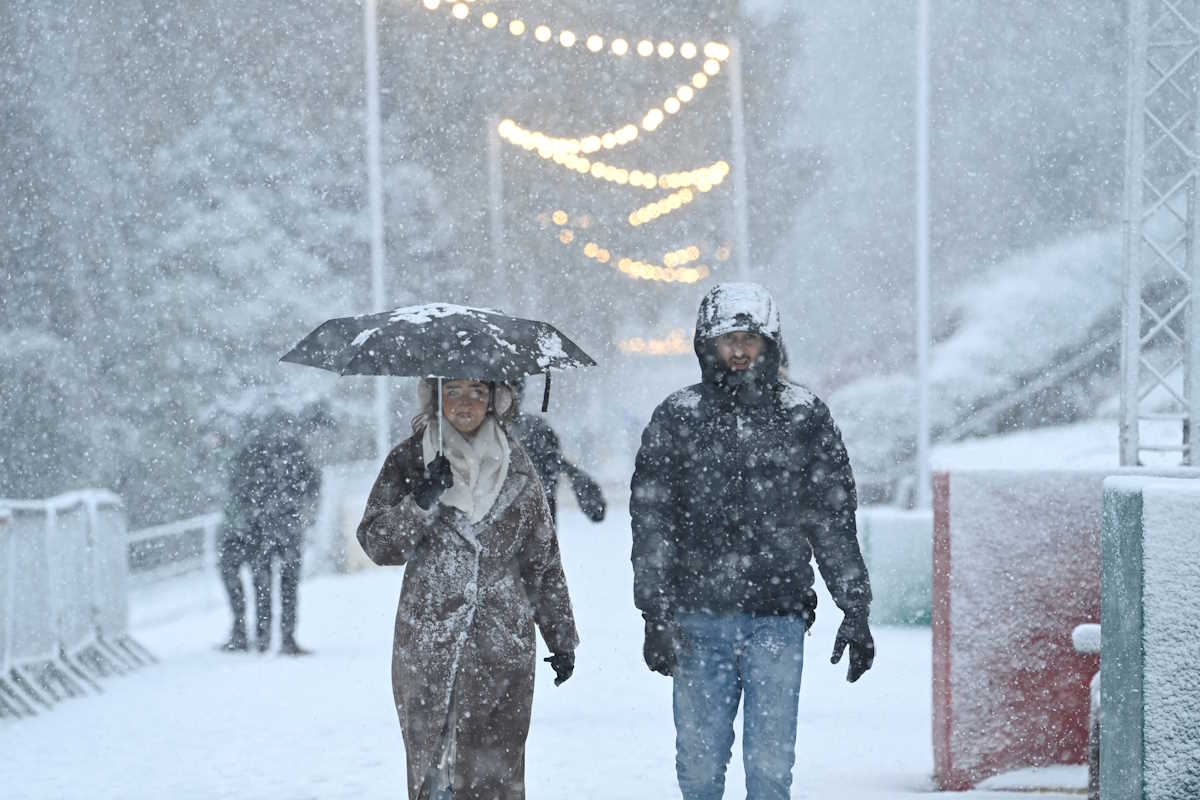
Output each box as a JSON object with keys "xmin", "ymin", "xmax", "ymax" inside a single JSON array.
[{"xmin": 357, "ymin": 431, "xmax": 579, "ymax": 800}]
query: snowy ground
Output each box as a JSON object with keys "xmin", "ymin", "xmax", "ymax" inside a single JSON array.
[{"xmin": 2, "ymin": 508, "xmax": 1083, "ymax": 799}]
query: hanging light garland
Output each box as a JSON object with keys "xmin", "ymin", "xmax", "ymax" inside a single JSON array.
[
  {"xmin": 617, "ymin": 329, "xmax": 694, "ymax": 355},
  {"xmin": 420, "ymin": 0, "xmax": 731, "ymax": 67},
  {"xmin": 663, "ymin": 246, "xmax": 701, "ymax": 267},
  {"xmin": 491, "ymin": 60, "xmax": 723, "ymax": 155},
  {"xmin": 545, "ymin": 211, "xmax": 711, "ymax": 283},
  {"xmin": 415, "ymin": 1, "xmax": 736, "ymax": 290},
  {"xmin": 499, "ymin": 118, "xmax": 730, "ymax": 193}
]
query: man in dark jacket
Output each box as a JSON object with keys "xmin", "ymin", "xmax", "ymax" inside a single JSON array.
[
  {"xmin": 630, "ymin": 283, "xmax": 874, "ymax": 800},
  {"xmin": 508, "ymin": 380, "xmax": 607, "ymax": 526},
  {"xmin": 218, "ymin": 410, "xmax": 321, "ymax": 655}
]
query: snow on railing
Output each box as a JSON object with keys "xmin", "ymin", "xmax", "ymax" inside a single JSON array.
[{"xmin": 0, "ymin": 491, "xmax": 155, "ymax": 721}]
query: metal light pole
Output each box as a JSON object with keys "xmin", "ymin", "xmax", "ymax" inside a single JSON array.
[
  {"xmin": 914, "ymin": 0, "xmax": 932, "ymax": 508},
  {"xmin": 728, "ymin": 36, "xmax": 752, "ymax": 281},
  {"xmin": 363, "ymin": 0, "xmax": 389, "ymax": 461},
  {"xmin": 1121, "ymin": 0, "xmax": 1200, "ymax": 466},
  {"xmin": 487, "ymin": 115, "xmax": 505, "ymax": 302}
]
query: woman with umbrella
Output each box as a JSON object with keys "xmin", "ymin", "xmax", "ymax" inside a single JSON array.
[
  {"xmin": 286, "ymin": 305, "xmax": 588, "ymax": 800},
  {"xmin": 357, "ymin": 377, "xmax": 578, "ymax": 799}
]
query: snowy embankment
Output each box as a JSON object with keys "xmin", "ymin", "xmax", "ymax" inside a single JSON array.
[{"xmin": 2, "ymin": 508, "xmax": 1079, "ymax": 799}]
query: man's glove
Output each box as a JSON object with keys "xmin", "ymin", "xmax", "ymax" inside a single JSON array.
[
  {"xmin": 569, "ymin": 468, "xmax": 607, "ymax": 522},
  {"xmin": 831, "ymin": 611, "xmax": 875, "ymax": 683},
  {"xmin": 544, "ymin": 651, "xmax": 575, "ymax": 686},
  {"xmin": 643, "ymin": 615, "xmax": 678, "ymax": 677},
  {"xmin": 413, "ymin": 454, "xmax": 454, "ymax": 510}
]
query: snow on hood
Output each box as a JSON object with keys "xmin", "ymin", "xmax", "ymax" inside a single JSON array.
[{"xmin": 693, "ymin": 282, "xmax": 783, "ymax": 346}]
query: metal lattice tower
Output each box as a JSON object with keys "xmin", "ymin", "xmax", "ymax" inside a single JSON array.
[{"xmin": 1121, "ymin": 0, "xmax": 1200, "ymax": 465}]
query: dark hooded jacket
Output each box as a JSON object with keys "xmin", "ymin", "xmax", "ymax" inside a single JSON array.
[
  {"xmin": 630, "ymin": 283, "xmax": 871, "ymax": 625},
  {"xmin": 223, "ymin": 414, "xmax": 320, "ymax": 546}
]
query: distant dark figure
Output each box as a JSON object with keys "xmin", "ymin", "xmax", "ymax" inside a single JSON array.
[
  {"xmin": 508, "ymin": 380, "xmax": 607, "ymax": 526},
  {"xmin": 218, "ymin": 410, "xmax": 321, "ymax": 655}
]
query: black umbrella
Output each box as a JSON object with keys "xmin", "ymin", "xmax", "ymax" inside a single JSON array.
[{"xmin": 281, "ymin": 303, "xmax": 597, "ymax": 410}]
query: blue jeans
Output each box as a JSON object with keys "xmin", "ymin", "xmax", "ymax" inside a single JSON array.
[{"xmin": 672, "ymin": 612, "xmax": 807, "ymax": 800}]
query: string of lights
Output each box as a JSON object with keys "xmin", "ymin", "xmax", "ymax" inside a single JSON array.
[
  {"xmin": 663, "ymin": 246, "xmax": 701, "ymax": 267},
  {"xmin": 617, "ymin": 329, "xmax": 694, "ymax": 355},
  {"xmin": 545, "ymin": 210, "xmax": 710, "ymax": 283},
  {"xmin": 500, "ymin": 119, "xmax": 730, "ymax": 195},
  {"xmin": 628, "ymin": 188, "xmax": 695, "ymax": 226},
  {"xmin": 420, "ymin": 0, "xmax": 731, "ymax": 144},
  {"xmin": 491, "ymin": 58, "xmax": 723, "ymax": 149},
  {"xmin": 420, "ymin": 0, "xmax": 731, "ymax": 68}
]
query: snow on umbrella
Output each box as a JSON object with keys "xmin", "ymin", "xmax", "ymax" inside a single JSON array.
[{"xmin": 280, "ymin": 302, "xmax": 597, "ymax": 408}]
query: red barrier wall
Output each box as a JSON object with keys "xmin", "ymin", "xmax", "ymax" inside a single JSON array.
[{"xmin": 931, "ymin": 470, "xmax": 1101, "ymax": 790}]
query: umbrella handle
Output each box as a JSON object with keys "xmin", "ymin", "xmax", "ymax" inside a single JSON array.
[
  {"xmin": 437, "ymin": 376, "xmax": 444, "ymax": 454},
  {"xmin": 541, "ymin": 372, "xmax": 551, "ymax": 413}
]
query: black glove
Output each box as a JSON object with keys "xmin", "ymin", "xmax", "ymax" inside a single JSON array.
[
  {"xmin": 544, "ymin": 651, "xmax": 574, "ymax": 686},
  {"xmin": 413, "ymin": 454, "xmax": 454, "ymax": 510},
  {"xmin": 569, "ymin": 468, "xmax": 606, "ymax": 522},
  {"xmin": 642, "ymin": 615, "xmax": 678, "ymax": 677},
  {"xmin": 831, "ymin": 612, "xmax": 875, "ymax": 683}
]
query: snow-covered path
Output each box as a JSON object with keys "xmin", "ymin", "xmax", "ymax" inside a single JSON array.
[{"xmin": 3, "ymin": 508, "xmax": 1079, "ymax": 799}]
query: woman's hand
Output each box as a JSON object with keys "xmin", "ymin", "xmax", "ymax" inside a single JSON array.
[
  {"xmin": 544, "ymin": 651, "xmax": 575, "ymax": 686},
  {"xmin": 413, "ymin": 454, "xmax": 454, "ymax": 509}
]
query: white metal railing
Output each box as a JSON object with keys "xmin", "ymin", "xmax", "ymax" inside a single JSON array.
[
  {"xmin": 0, "ymin": 490, "xmax": 152, "ymax": 720},
  {"xmin": 127, "ymin": 512, "xmax": 224, "ymax": 586}
]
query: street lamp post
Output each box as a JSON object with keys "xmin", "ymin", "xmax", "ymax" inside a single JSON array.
[
  {"xmin": 363, "ymin": 0, "xmax": 389, "ymax": 461},
  {"xmin": 915, "ymin": 0, "xmax": 932, "ymax": 509},
  {"xmin": 728, "ymin": 35, "xmax": 751, "ymax": 281}
]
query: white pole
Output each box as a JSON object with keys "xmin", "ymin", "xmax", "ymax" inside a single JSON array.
[
  {"xmin": 364, "ymin": 0, "xmax": 389, "ymax": 461},
  {"xmin": 1121, "ymin": 0, "xmax": 1148, "ymax": 466},
  {"xmin": 915, "ymin": 0, "xmax": 932, "ymax": 509},
  {"xmin": 487, "ymin": 115, "xmax": 505, "ymax": 298},
  {"xmin": 728, "ymin": 35, "xmax": 752, "ymax": 281}
]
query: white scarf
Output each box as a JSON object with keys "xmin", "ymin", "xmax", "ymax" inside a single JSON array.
[{"xmin": 421, "ymin": 416, "xmax": 511, "ymax": 524}]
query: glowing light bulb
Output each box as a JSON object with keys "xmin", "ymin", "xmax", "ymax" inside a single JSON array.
[
  {"xmin": 705, "ymin": 42, "xmax": 731, "ymax": 61},
  {"xmin": 452, "ymin": 3, "xmax": 469, "ymax": 20},
  {"xmin": 509, "ymin": 19, "xmax": 525, "ymax": 35},
  {"xmin": 703, "ymin": 59, "xmax": 720, "ymax": 76},
  {"xmin": 481, "ymin": 12, "xmax": 498, "ymax": 28},
  {"xmin": 664, "ymin": 97, "xmax": 681, "ymax": 114},
  {"xmin": 611, "ymin": 38, "xmax": 628, "ymax": 55},
  {"xmin": 552, "ymin": 210, "xmax": 568, "ymax": 226},
  {"xmin": 680, "ymin": 41, "xmax": 697, "ymax": 59},
  {"xmin": 559, "ymin": 30, "xmax": 575, "ymax": 47},
  {"xmin": 559, "ymin": 229, "xmax": 574, "ymax": 244},
  {"xmin": 601, "ymin": 132, "xmax": 616, "ymax": 149},
  {"xmin": 637, "ymin": 39, "xmax": 654, "ymax": 57},
  {"xmin": 587, "ymin": 34, "xmax": 603, "ymax": 52},
  {"xmin": 692, "ymin": 72, "xmax": 708, "ymax": 89},
  {"xmin": 422, "ymin": 0, "xmax": 439, "ymax": 9},
  {"xmin": 535, "ymin": 25, "xmax": 552, "ymax": 42},
  {"xmin": 658, "ymin": 42, "xmax": 675, "ymax": 58}
]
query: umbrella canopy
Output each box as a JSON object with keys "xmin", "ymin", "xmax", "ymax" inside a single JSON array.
[{"xmin": 280, "ymin": 303, "xmax": 596, "ymax": 381}]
